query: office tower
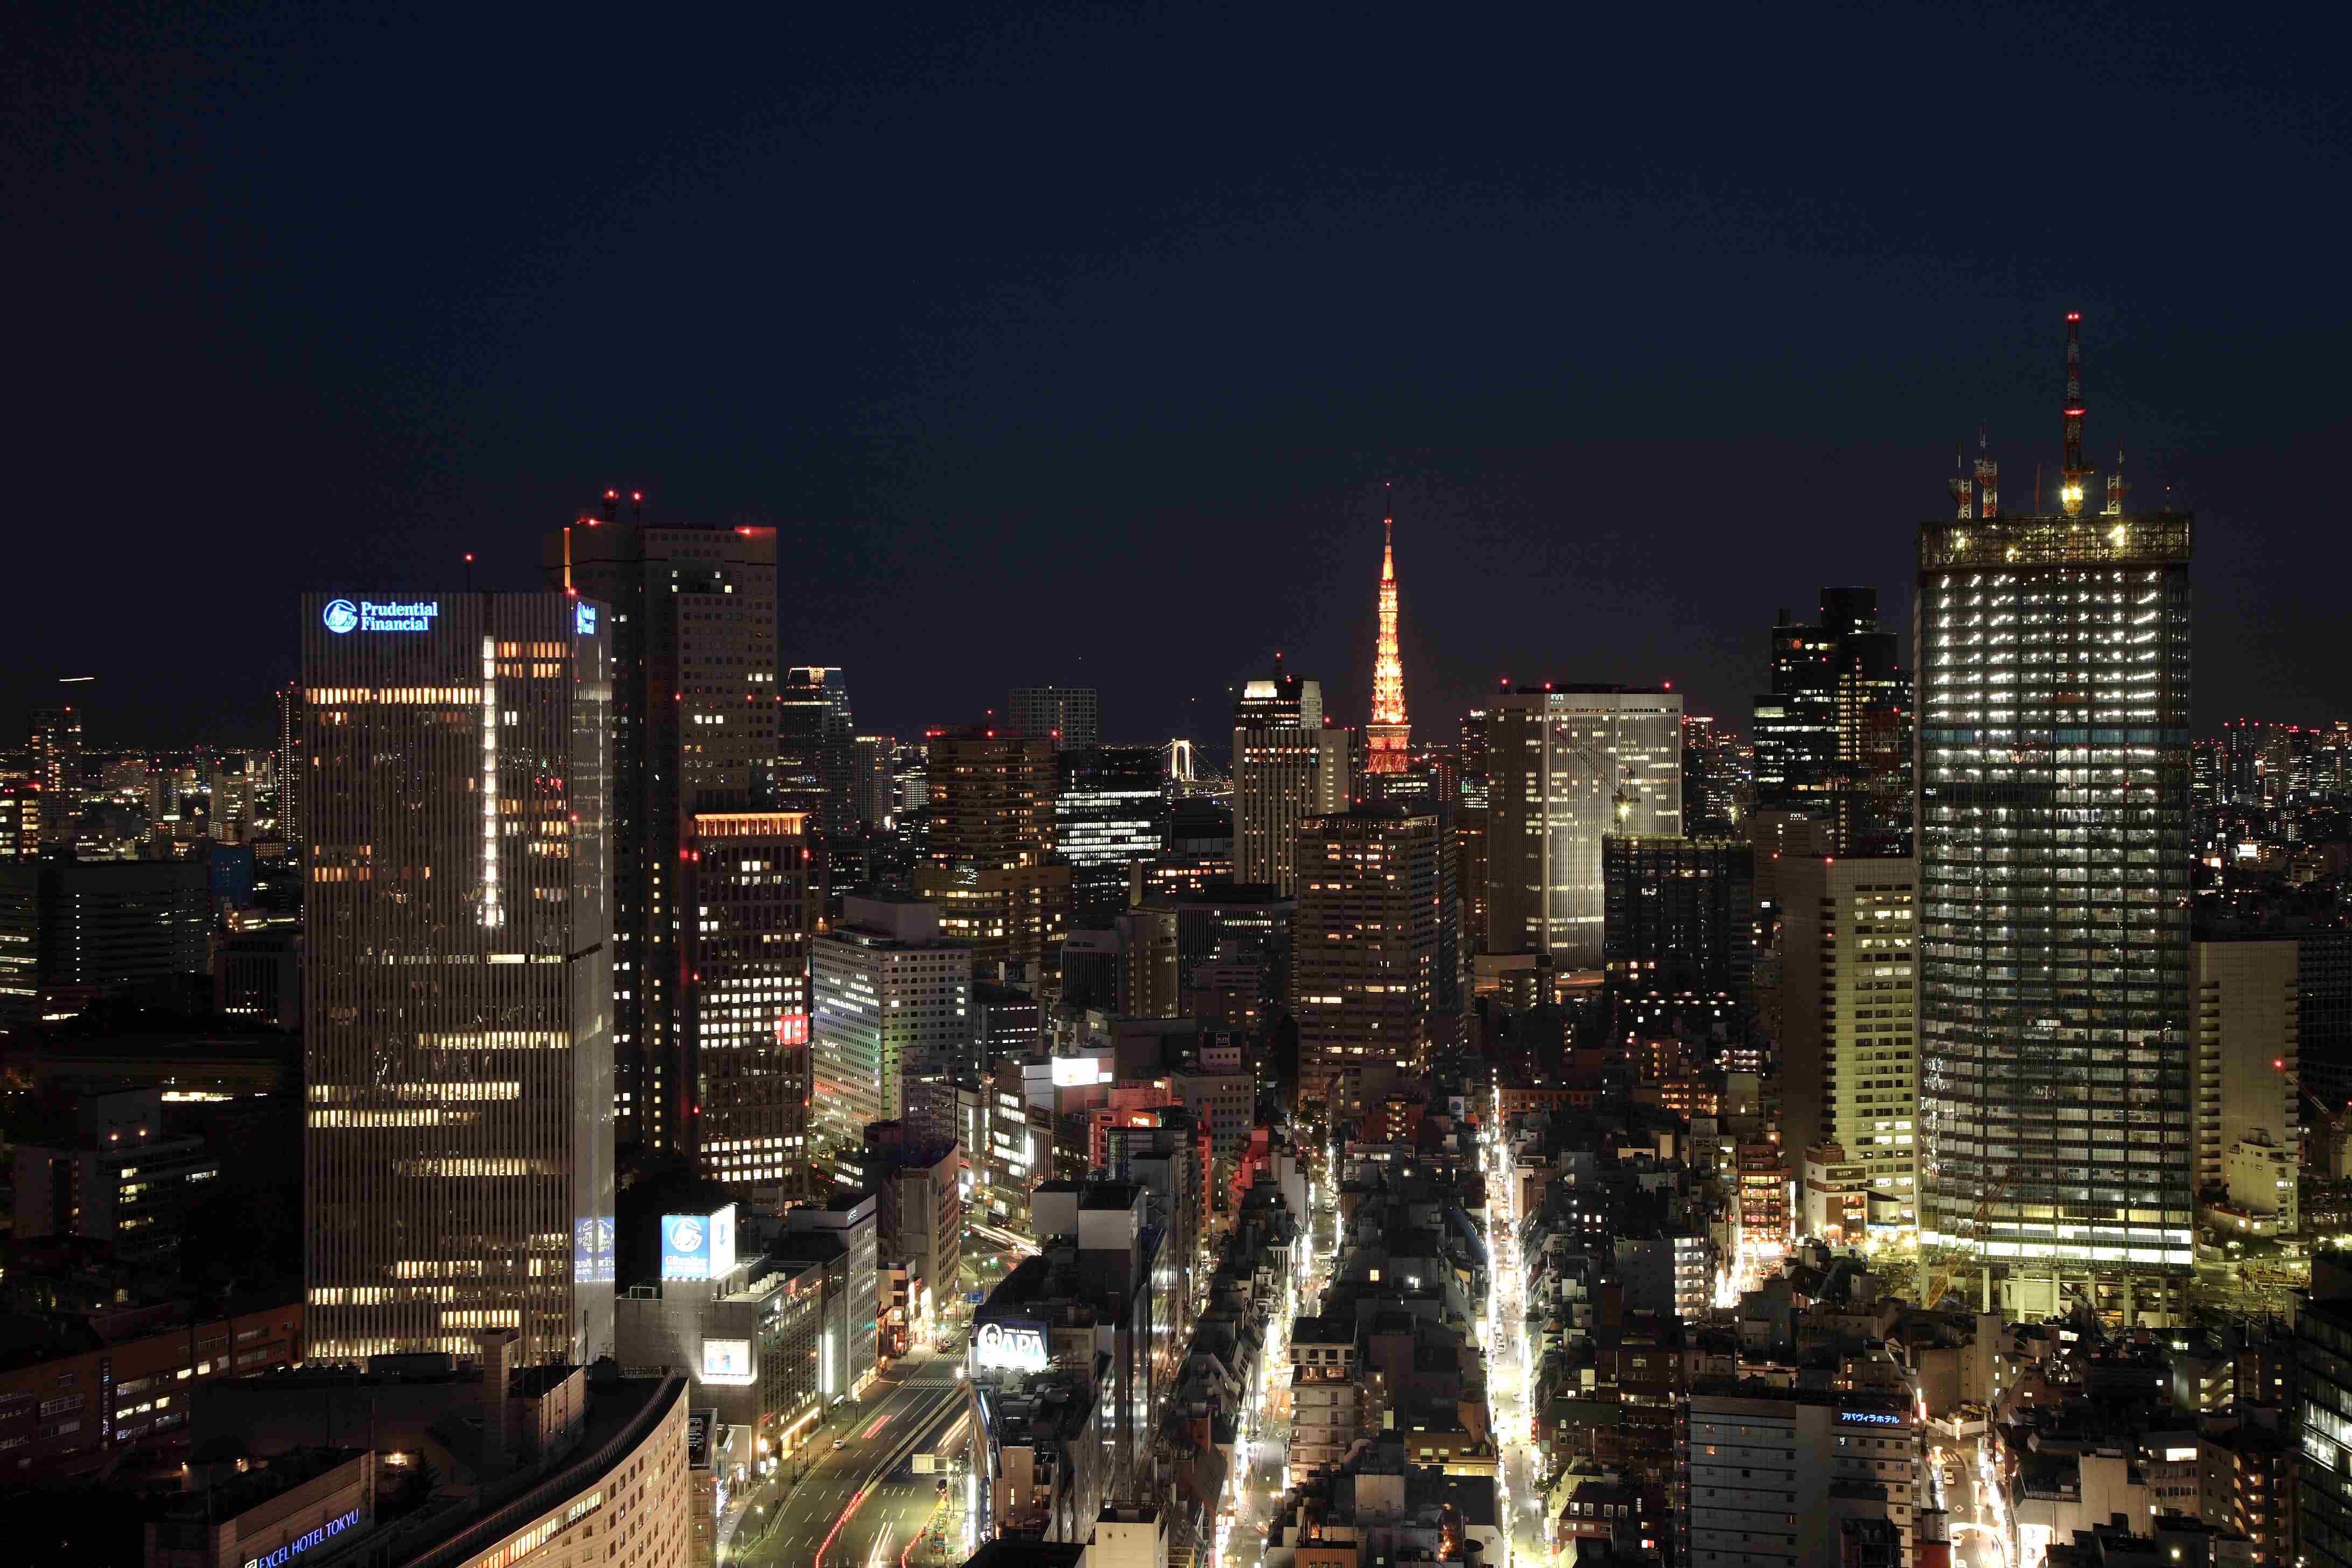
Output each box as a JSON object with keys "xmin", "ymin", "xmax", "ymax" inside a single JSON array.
[
  {"xmin": 27, "ymin": 705, "xmax": 81, "ymax": 849},
  {"xmin": 1485, "ymin": 685, "xmax": 1684, "ymax": 967},
  {"xmin": 809, "ymin": 896, "xmax": 972, "ymax": 1188},
  {"xmin": 783, "ymin": 1192, "xmax": 880, "ymax": 1395},
  {"xmin": 545, "ymin": 506, "xmax": 777, "ymax": 1151},
  {"xmin": 1290, "ymin": 807, "xmax": 1438, "ymax": 1109},
  {"xmin": 1750, "ymin": 589, "xmax": 1911, "ymax": 854},
  {"xmin": 1681, "ymin": 714, "xmax": 1743, "ymax": 835},
  {"xmin": 1601, "ymin": 836, "xmax": 1755, "ymax": 1003},
  {"xmin": 1233, "ymin": 660, "xmax": 1350, "ymax": 895},
  {"xmin": 271, "ymin": 682, "xmax": 307, "ymax": 851},
  {"xmin": 684, "ymin": 808, "xmax": 821, "ymax": 1200},
  {"xmin": 1056, "ymin": 745, "xmax": 1170, "ymax": 927},
  {"xmin": 915, "ymin": 726, "xmax": 1069, "ymax": 983},
  {"xmin": 1775, "ymin": 855, "xmax": 1919, "ymax": 1240},
  {"xmin": 778, "ymin": 666, "xmax": 856, "ymax": 836},
  {"xmin": 301, "ymin": 589, "xmax": 613, "ymax": 1362},
  {"xmin": 0, "ymin": 783, "xmax": 35, "ymax": 861},
  {"xmin": 2189, "ymin": 937, "xmax": 2299, "ymax": 1210},
  {"xmin": 1007, "ymin": 687, "xmax": 1100, "ymax": 751},
  {"xmin": 1365, "ymin": 513, "xmax": 1409, "ymax": 775},
  {"xmin": 1915, "ymin": 317, "xmax": 2195, "ymax": 1315}
]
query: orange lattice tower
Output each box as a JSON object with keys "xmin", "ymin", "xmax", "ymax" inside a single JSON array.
[{"xmin": 1367, "ymin": 498, "xmax": 1410, "ymax": 774}]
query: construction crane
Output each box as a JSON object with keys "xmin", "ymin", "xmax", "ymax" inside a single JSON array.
[
  {"xmin": 1917, "ymin": 1168, "xmax": 2015, "ymax": 1310},
  {"xmin": 1613, "ymin": 765, "xmax": 1638, "ymax": 827}
]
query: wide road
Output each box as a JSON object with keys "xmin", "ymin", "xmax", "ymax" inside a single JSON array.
[{"xmin": 733, "ymin": 1351, "xmax": 967, "ymax": 1568}]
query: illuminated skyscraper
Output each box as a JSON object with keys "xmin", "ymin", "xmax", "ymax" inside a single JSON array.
[
  {"xmin": 300, "ymin": 590, "xmax": 614, "ymax": 1362},
  {"xmin": 1233, "ymin": 659, "xmax": 1349, "ymax": 895},
  {"xmin": 1750, "ymin": 589, "xmax": 1910, "ymax": 854},
  {"xmin": 271, "ymin": 681, "xmax": 307, "ymax": 852},
  {"xmin": 684, "ymin": 808, "xmax": 821, "ymax": 1201},
  {"xmin": 914, "ymin": 726, "xmax": 1070, "ymax": 984},
  {"xmin": 1914, "ymin": 317, "xmax": 2195, "ymax": 1314},
  {"xmin": 1056, "ymin": 745, "xmax": 1169, "ymax": 927},
  {"xmin": 544, "ymin": 504, "xmax": 778, "ymax": 1151},
  {"xmin": 1366, "ymin": 512, "xmax": 1409, "ymax": 775},
  {"xmin": 778, "ymin": 666, "xmax": 856, "ymax": 835},
  {"xmin": 810, "ymin": 896, "xmax": 971, "ymax": 1188}
]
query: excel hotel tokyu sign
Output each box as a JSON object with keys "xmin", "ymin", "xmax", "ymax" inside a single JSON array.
[
  {"xmin": 243, "ymin": 1508, "xmax": 365, "ymax": 1568},
  {"xmin": 322, "ymin": 598, "xmax": 440, "ymax": 634}
]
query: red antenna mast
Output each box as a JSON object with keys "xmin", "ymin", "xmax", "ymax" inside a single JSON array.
[
  {"xmin": 1948, "ymin": 445, "xmax": 1973, "ymax": 519},
  {"xmin": 1975, "ymin": 424, "xmax": 1998, "ymax": 519},
  {"xmin": 2060, "ymin": 312, "xmax": 2088, "ymax": 515}
]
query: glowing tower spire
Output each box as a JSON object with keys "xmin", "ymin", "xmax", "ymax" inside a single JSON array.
[{"xmin": 1367, "ymin": 493, "xmax": 1410, "ymax": 774}]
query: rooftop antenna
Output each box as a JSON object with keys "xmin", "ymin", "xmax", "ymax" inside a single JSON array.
[
  {"xmin": 1975, "ymin": 424, "xmax": 1999, "ymax": 519},
  {"xmin": 599, "ymin": 488, "xmax": 618, "ymax": 523},
  {"xmin": 2104, "ymin": 449, "xmax": 2127, "ymax": 516},
  {"xmin": 2060, "ymin": 312, "xmax": 2089, "ymax": 515},
  {"xmin": 1948, "ymin": 445, "xmax": 1973, "ymax": 520}
]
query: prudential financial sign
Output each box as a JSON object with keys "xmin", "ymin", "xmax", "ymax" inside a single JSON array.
[{"xmin": 323, "ymin": 598, "xmax": 440, "ymax": 634}]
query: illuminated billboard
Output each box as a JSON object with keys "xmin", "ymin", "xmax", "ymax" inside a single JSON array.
[
  {"xmin": 661, "ymin": 1203, "xmax": 739, "ymax": 1281},
  {"xmin": 1050, "ymin": 1057, "xmax": 1111, "ymax": 1088},
  {"xmin": 701, "ymin": 1339, "xmax": 755, "ymax": 1385},
  {"xmin": 974, "ymin": 1319, "xmax": 1051, "ymax": 1373}
]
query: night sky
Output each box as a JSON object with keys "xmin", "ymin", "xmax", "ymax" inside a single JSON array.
[{"xmin": 11, "ymin": 3, "xmax": 2350, "ymax": 753}]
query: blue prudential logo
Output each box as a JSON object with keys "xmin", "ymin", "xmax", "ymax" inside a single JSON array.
[
  {"xmin": 576, "ymin": 603, "xmax": 598, "ymax": 635},
  {"xmin": 322, "ymin": 599, "xmax": 360, "ymax": 635}
]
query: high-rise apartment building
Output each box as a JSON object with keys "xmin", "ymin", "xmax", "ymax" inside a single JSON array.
[
  {"xmin": 684, "ymin": 809, "xmax": 821, "ymax": 1201},
  {"xmin": 1056, "ymin": 745, "xmax": 1170, "ymax": 928},
  {"xmin": 1915, "ymin": 326, "xmax": 2195, "ymax": 1314},
  {"xmin": 1290, "ymin": 807, "xmax": 1438, "ymax": 1109},
  {"xmin": 1233, "ymin": 661, "xmax": 1350, "ymax": 895},
  {"xmin": 1775, "ymin": 855, "xmax": 1919, "ymax": 1238},
  {"xmin": 2189, "ymin": 937, "xmax": 2299, "ymax": 1208},
  {"xmin": 27, "ymin": 705, "xmax": 81, "ymax": 849},
  {"xmin": 544, "ymin": 507, "xmax": 778, "ymax": 1152},
  {"xmin": 1007, "ymin": 687, "xmax": 1100, "ymax": 751},
  {"xmin": 301, "ymin": 590, "xmax": 613, "ymax": 1362},
  {"xmin": 1601, "ymin": 836, "xmax": 1755, "ymax": 1003},
  {"xmin": 1750, "ymin": 588, "xmax": 1911, "ymax": 855},
  {"xmin": 809, "ymin": 896, "xmax": 971, "ymax": 1188},
  {"xmin": 1485, "ymin": 685, "xmax": 1683, "ymax": 967},
  {"xmin": 1459, "ymin": 710, "xmax": 1490, "ymax": 959}
]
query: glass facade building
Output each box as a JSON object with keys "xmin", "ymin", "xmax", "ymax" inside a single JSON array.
[
  {"xmin": 1055, "ymin": 746, "xmax": 1169, "ymax": 928},
  {"xmin": 1913, "ymin": 514, "xmax": 2195, "ymax": 1298},
  {"xmin": 300, "ymin": 591, "xmax": 615, "ymax": 1362},
  {"xmin": 1485, "ymin": 686, "xmax": 1683, "ymax": 968}
]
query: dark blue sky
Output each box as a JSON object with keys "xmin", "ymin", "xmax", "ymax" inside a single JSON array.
[{"xmin": 9, "ymin": 2, "xmax": 2349, "ymax": 751}]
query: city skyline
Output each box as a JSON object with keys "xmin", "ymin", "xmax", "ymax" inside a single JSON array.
[{"xmin": 10, "ymin": 9, "xmax": 2352, "ymax": 748}]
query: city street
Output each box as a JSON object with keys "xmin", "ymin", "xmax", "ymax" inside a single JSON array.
[
  {"xmin": 730, "ymin": 1351, "xmax": 967, "ymax": 1568},
  {"xmin": 1483, "ymin": 1104, "xmax": 1538, "ymax": 1568}
]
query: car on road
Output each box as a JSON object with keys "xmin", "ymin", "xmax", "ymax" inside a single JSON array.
[{"xmin": 834, "ymin": 1437, "xmax": 849, "ymax": 1449}]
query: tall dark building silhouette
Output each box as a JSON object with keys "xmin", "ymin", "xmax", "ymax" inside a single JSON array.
[
  {"xmin": 779, "ymin": 666, "xmax": 856, "ymax": 834},
  {"xmin": 544, "ymin": 502, "xmax": 778, "ymax": 1152},
  {"xmin": 1750, "ymin": 587, "xmax": 1910, "ymax": 855},
  {"xmin": 1602, "ymin": 835, "xmax": 1755, "ymax": 1003}
]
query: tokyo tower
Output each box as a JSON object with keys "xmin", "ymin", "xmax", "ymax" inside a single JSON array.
[{"xmin": 1367, "ymin": 499, "xmax": 1410, "ymax": 774}]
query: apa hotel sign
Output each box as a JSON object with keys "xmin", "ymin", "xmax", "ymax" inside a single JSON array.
[
  {"xmin": 324, "ymin": 598, "xmax": 441, "ymax": 634},
  {"xmin": 975, "ymin": 1319, "xmax": 1049, "ymax": 1373}
]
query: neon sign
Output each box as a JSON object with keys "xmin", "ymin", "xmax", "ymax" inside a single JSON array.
[
  {"xmin": 242, "ymin": 1508, "xmax": 363, "ymax": 1568},
  {"xmin": 324, "ymin": 599, "xmax": 440, "ymax": 634},
  {"xmin": 1840, "ymin": 1410, "xmax": 1904, "ymax": 1426},
  {"xmin": 576, "ymin": 603, "xmax": 597, "ymax": 635}
]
